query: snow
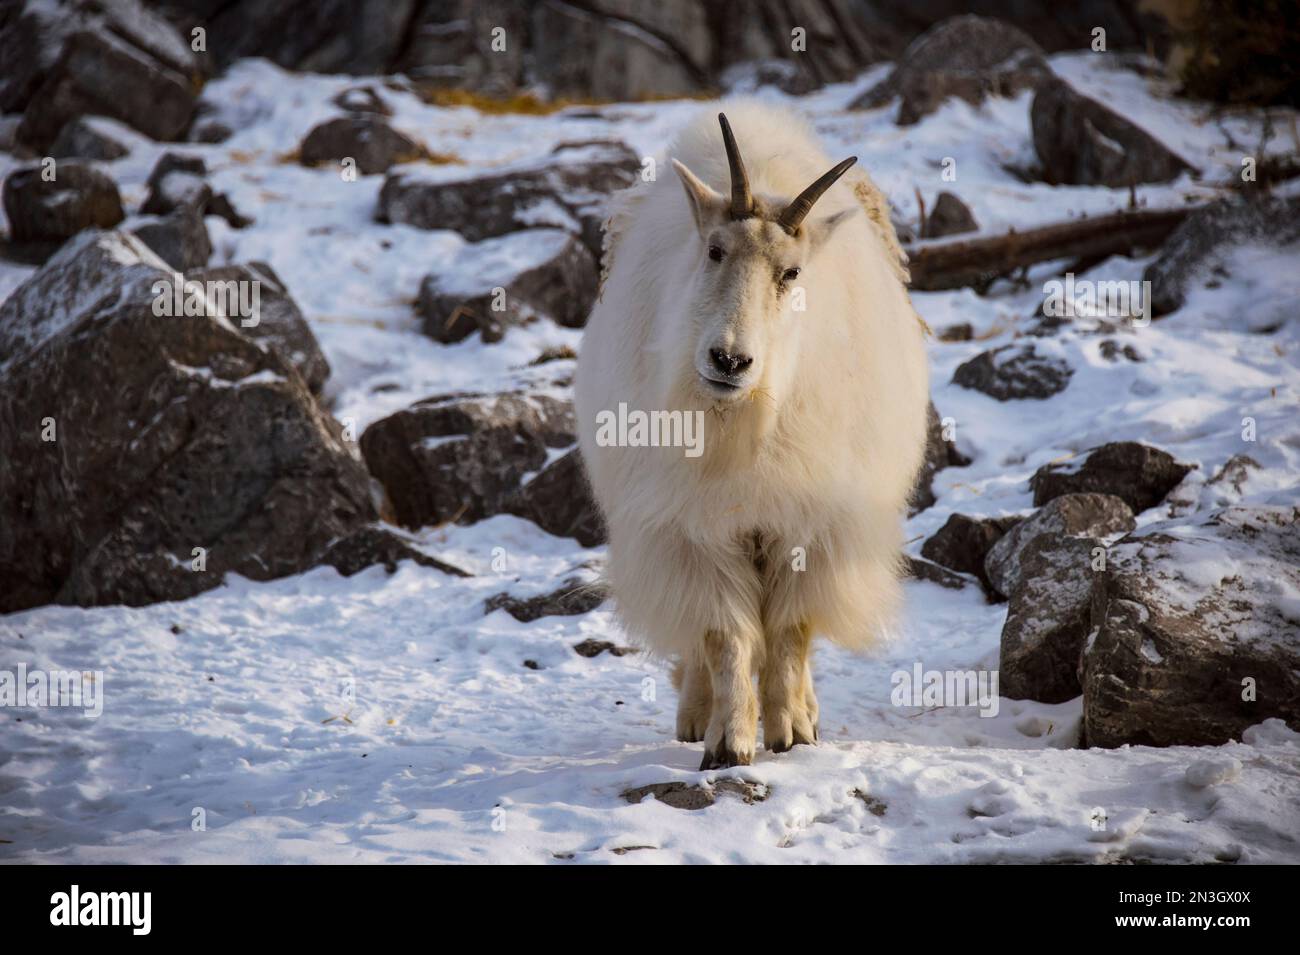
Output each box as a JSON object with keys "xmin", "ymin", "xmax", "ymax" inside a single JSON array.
[{"xmin": 2, "ymin": 52, "xmax": 1299, "ymax": 864}]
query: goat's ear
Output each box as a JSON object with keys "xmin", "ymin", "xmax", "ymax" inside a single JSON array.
[
  {"xmin": 672, "ymin": 158, "xmax": 723, "ymax": 233},
  {"xmin": 806, "ymin": 207, "xmax": 856, "ymax": 253}
]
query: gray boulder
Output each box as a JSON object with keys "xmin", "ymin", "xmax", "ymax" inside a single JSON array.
[
  {"xmin": 299, "ymin": 115, "xmax": 425, "ymax": 176},
  {"xmin": 924, "ymin": 191, "xmax": 978, "ymax": 238},
  {"xmin": 952, "ymin": 344, "xmax": 1072, "ymax": 400},
  {"xmin": 921, "ymin": 512, "xmax": 1021, "ymax": 594},
  {"xmin": 1029, "ymin": 441, "xmax": 1191, "ymax": 513},
  {"xmin": 506, "ymin": 448, "xmax": 605, "ymax": 547},
  {"xmin": 49, "ymin": 116, "xmax": 130, "ymax": 160},
  {"xmin": 910, "ymin": 400, "xmax": 971, "ymax": 512},
  {"xmin": 2, "ymin": 161, "xmax": 124, "ymax": 244},
  {"xmin": 132, "ymin": 209, "xmax": 212, "ymax": 271}
]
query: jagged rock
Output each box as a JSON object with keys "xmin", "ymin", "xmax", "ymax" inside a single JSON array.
[
  {"xmin": 417, "ymin": 230, "xmax": 597, "ymax": 343},
  {"xmin": 506, "ymin": 448, "xmax": 605, "ymax": 547},
  {"xmin": 952, "ymin": 344, "xmax": 1072, "ymax": 401},
  {"xmin": 49, "ymin": 116, "xmax": 130, "ymax": 160},
  {"xmin": 1143, "ymin": 197, "xmax": 1300, "ymax": 316},
  {"xmin": 1029, "ymin": 441, "xmax": 1191, "ymax": 513},
  {"xmin": 359, "ymin": 392, "xmax": 576, "ymax": 529},
  {"xmin": 332, "ymin": 84, "xmax": 391, "ymax": 115},
  {"xmin": 910, "ymin": 400, "xmax": 971, "ymax": 512},
  {"xmin": 850, "ymin": 15, "xmax": 1050, "ymax": 124},
  {"xmin": 319, "ymin": 525, "xmax": 470, "ymax": 578},
  {"xmin": 484, "ymin": 577, "xmax": 607, "ymax": 622},
  {"xmin": 984, "ymin": 493, "xmax": 1135, "ymax": 598},
  {"xmin": 378, "ymin": 140, "xmax": 641, "ymax": 257},
  {"xmin": 0, "ymin": 230, "xmax": 374, "ymax": 613},
  {"xmin": 5, "ymin": 0, "xmax": 201, "ymax": 151},
  {"xmin": 1000, "ymin": 534, "xmax": 1106, "ymax": 703},
  {"xmin": 924, "ymin": 191, "xmax": 978, "ymax": 238},
  {"xmin": 902, "ymin": 555, "xmax": 969, "ymax": 590},
  {"xmin": 140, "ymin": 152, "xmax": 250, "ymax": 229},
  {"xmin": 621, "ymin": 779, "xmax": 768, "ymax": 809},
  {"xmin": 132, "ymin": 209, "xmax": 212, "ymax": 271},
  {"xmin": 2, "ymin": 161, "xmax": 124, "ymax": 244},
  {"xmin": 1204, "ymin": 453, "xmax": 1261, "ymax": 506},
  {"xmin": 921, "ymin": 512, "xmax": 1021, "ymax": 593},
  {"xmin": 1081, "ymin": 506, "xmax": 1300, "ymax": 747},
  {"xmin": 299, "ymin": 115, "xmax": 425, "ymax": 176},
  {"xmin": 186, "ymin": 262, "xmax": 331, "ymax": 396},
  {"xmin": 1031, "ymin": 77, "xmax": 1194, "ymax": 187}
]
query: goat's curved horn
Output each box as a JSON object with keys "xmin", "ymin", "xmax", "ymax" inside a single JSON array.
[
  {"xmin": 718, "ymin": 113, "xmax": 752, "ymax": 220},
  {"xmin": 777, "ymin": 157, "xmax": 857, "ymax": 234}
]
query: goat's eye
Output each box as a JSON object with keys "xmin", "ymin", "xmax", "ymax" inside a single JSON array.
[
  {"xmin": 781, "ymin": 267, "xmax": 801, "ymax": 284},
  {"xmin": 708, "ymin": 245, "xmax": 724, "ymax": 262}
]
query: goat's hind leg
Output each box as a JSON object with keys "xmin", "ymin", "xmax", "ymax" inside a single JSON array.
[{"xmin": 761, "ymin": 621, "xmax": 817, "ymax": 752}]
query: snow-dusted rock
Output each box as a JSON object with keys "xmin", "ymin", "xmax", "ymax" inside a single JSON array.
[
  {"xmin": 319, "ymin": 525, "xmax": 470, "ymax": 578},
  {"xmin": 1032, "ymin": 76, "xmax": 1194, "ymax": 187},
  {"xmin": 49, "ymin": 116, "xmax": 130, "ymax": 160},
  {"xmin": 417, "ymin": 230, "xmax": 598, "ymax": 344},
  {"xmin": 1029, "ymin": 441, "xmax": 1192, "ymax": 513},
  {"xmin": 952, "ymin": 343, "xmax": 1073, "ymax": 400},
  {"xmin": 186, "ymin": 261, "xmax": 331, "ymax": 396},
  {"xmin": 360, "ymin": 391, "xmax": 577, "ymax": 529},
  {"xmin": 922, "ymin": 512, "xmax": 1022, "ymax": 595},
  {"xmin": 999, "ymin": 534, "xmax": 1106, "ymax": 703},
  {"xmin": 485, "ymin": 576, "xmax": 607, "ymax": 622},
  {"xmin": 139, "ymin": 152, "xmax": 250, "ymax": 229},
  {"xmin": 1081, "ymin": 505, "xmax": 1300, "ymax": 747},
  {"xmin": 378, "ymin": 140, "xmax": 641, "ymax": 255},
  {"xmin": 851, "ymin": 15, "xmax": 1050, "ymax": 124},
  {"xmin": 505, "ymin": 448, "xmax": 605, "ymax": 547},
  {"xmin": 0, "ymin": 230, "xmax": 374, "ymax": 613},
  {"xmin": 911, "ymin": 400, "xmax": 971, "ymax": 512},
  {"xmin": 985, "ymin": 493, "xmax": 1135, "ymax": 599},
  {"xmin": 1143, "ymin": 196, "xmax": 1300, "ymax": 316},
  {"xmin": 2, "ymin": 161, "xmax": 124, "ymax": 244},
  {"xmin": 299, "ymin": 115, "xmax": 426, "ymax": 176},
  {"xmin": 5, "ymin": 0, "xmax": 201, "ymax": 151},
  {"xmin": 132, "ymin": 208, "xmax": 212, "ymax": 271}
]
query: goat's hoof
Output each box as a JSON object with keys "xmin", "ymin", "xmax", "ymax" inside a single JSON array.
[
  {"xmin": 699, "ymin": 743, "xmax": 752, "ymax": 770},
  {"xmin": 676, "ymin": 728, "xmax": 705, "ymax": 743}
]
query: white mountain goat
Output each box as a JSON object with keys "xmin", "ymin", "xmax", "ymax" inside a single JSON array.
[{"xmin": 575, "ymin": 104, "xmax": 930, "ymax": 768}]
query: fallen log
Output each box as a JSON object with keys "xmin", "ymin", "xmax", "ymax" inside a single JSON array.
[{"xmin": 903, "ymin": 205, "xmax": 1197, "ymax": 292}]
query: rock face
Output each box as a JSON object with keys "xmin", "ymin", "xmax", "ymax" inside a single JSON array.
[
  {"xmin": 186, "ymin": 262, "xmax": 331, "ymax": 396},
  {"xmin": 984, "ymin": 493, "xmax": 1135, "ymax": 598},
  {"xmin": 1000, "ymin": 534, "xmax": 1106, "ymax": 703},
  {"xmin": 1031, "ymin": 77, "xmax": 1194, "ymax": 187},
  {"xmin": 952, "ymin": 344, "xmax": 1072, "ymax": 401},
  {"xmin": 2, "ymin": 162, "xmax": 124, "ymax": 244},
  {"xmin": 910, "ymin": 400, "xmax": 971, "ymax": 512},
  {"xmin": 378, "ymin": 141, "xmax": 641, "ymax": 257},
  {"xmin": 360, "ymin": 392, "xmax": 576, "ymax": 529},
  {"xmin": 299, "ymin": 116, "xmax": 425, "ymax": 176},
  {"xmin": 506, "ymin": 449, "xmax": 606, "ymax": 547},
  {"xmin": 1081, "ymin": 506, "xmax": 1300, "ymax": 747},
  {"xmin": 1029, "ymin": 441, "xmax": 1191, "ymax": 513},
  {"xmin": 924, "ymin": 191, "xmax": 978, "ymax": 238},
  {"xmin": 0, "ymin": 231, "xmax": 375, "ymax": 613},
  {"xmin": 921, "ymin": 512, "xmax": 1021, "ymax": 593},
  {"xmin": 851, "ymin": 15, "xmax": 1050, "ymax": 124},
  {"xmin": 1143, "ymin": 196, "xmax": 1300, "ymax": 316},
  {"xmin": 3, "ymin": 0, "xmax": 202, "ymax": 151},
  {"xmin": 417, "ymin": 230, "xmax": 598, "ymax": 343}
]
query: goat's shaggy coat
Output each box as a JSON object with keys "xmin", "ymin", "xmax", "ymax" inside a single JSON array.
[{"xmin": 576, "ymin": 103, "xmax": 930, "ymax": 766}]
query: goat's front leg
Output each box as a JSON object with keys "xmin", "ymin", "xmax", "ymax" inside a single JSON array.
[
  {"xmin": 700, "ymin": 629, "xmax": 758, "ymax": 770},
  {"xmin": 760, "ymin": 621, "xmax": 817, "ymax": 752},
  {"xmin": 673, "ymin": 657, "xmax": 712, "ymax": 743}
]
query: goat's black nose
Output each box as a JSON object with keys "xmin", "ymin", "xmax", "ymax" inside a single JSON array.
[{"xmin": 709, "ymin": 348, "xmax": 753, "ymax": 377}]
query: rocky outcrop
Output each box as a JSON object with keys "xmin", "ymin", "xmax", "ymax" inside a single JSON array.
[
  {"xmin": 952, "ymin": 344, "xmax": 1073, "ymax": 401},
  {"xmin": 2, "ymin": 162, "xmax": 124, "ymax": 245},
  {"xmin": 1029, "ymin": 441, "xmax": 1191, "ymax": 513},
  {"xmin": 49, "ymin": 116, "xmax": 131, "ymax": 160},
  {"xmin": 921, "ymin": 512, "xmax": 1021, "ymax": 594},
  {"xmin": 506, "ymin": 449, "xmax": 605, "ymax": 547},
  {"xmin": 1143, "ymin": 196, "xmax": 1300, "ymax": 316},
  {"xmin": 0, "ymin": 231, "xmax": 374, "ymax": 613},
  {"xmin": 418, "ymin": 230, "xmax": 598, "ymax": 343},
  {"xmin": 360, "ymin": 391, "xmax": 576, "ymax": 529},
  {"xmin": 2, "ymin": 0, "xmax": 202, "ymax": 151},
  {"xmin": 140, "ymin": 153, "xmax": 251, "ymax": 229},
  {"xmin": 984, "ymin": 492, "xmax": 1134, "ymax": 598},
  {"xmin": 1031, "ymin": 77, "xmax": 1194, "ymax": 187},
  {"xmin": 851, "ymin": 15, "xmax": 1050, "ymax": 124},
  {"xmin": 298, "ymin": 115, "xmax": 426, "ymax": 176},
  {"xmin": 1081, "ymin": 506, "xmax": 1300, "ymax": 747},
  {"xmin": 132, "ymin": 209, "xmax": 211, "ymax": 271}
]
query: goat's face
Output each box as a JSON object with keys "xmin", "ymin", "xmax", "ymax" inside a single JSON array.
[{"xmin": 670, "ymin": 116, "xmax": 857, "ymax": 405}]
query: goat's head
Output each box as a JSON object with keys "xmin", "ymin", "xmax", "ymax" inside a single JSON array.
[{"xmin": 670, "ymin": 113, "xmax": 857, "ymax": 404}]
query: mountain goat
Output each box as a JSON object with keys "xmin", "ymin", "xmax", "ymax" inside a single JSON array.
[{"xmin": 575, "ymin": 104, "xmax": 930, "ymax": 769}]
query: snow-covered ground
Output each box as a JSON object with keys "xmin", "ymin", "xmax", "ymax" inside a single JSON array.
[{"xmin": 2, "ymin": 53, "xmax": 1299, "ymax": 864}]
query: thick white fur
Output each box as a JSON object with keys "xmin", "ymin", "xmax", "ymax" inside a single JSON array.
[{"xmin": 575, "ymin": 102, "xmax": 929, "ymax": 754}]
